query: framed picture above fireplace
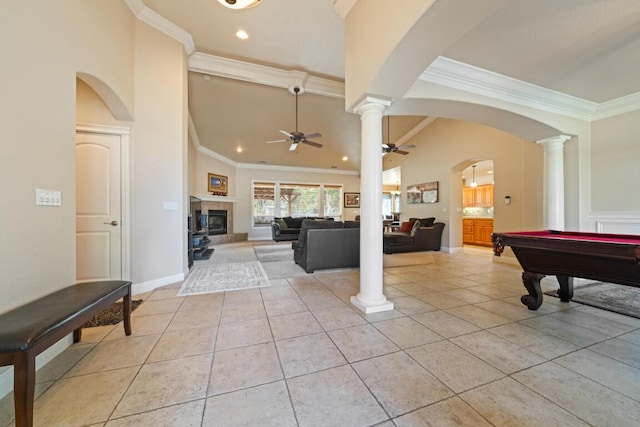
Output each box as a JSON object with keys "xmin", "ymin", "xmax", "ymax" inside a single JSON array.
[{"xmin": 208, "ymin": 173, "xmax": 228, "ymax": 195}]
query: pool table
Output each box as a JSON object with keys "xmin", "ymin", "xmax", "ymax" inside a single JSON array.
[{"xmin": 492, "ymin": 230, "xmax": 640, "ymax": 310}]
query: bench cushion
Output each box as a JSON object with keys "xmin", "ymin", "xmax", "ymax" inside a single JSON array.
[{"xmin": 0, "ymin": 281, "xmax": 130, "ymax": 353}]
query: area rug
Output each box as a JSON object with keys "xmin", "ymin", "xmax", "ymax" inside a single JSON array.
[
  {"xmin": 253, "ymin": 244, "xmax": 294, "ymax": 262},
  {"xmin": 82, "ymin": 300, "xmax": 143, "ymax": 328},
  {"xmin": 177, "ymin": 261, "xmax": 270, "ymax": 296},
  {"xmin": 545, "ymin": 282, "xmax": 640, "ymax": 319}
]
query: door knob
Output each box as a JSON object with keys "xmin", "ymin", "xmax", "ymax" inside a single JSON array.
[{"xmin": 104, "ymin": 220, "xmax": 119, "ymax": 226}]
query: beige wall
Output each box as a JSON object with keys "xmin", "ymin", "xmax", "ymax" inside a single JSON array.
[
  {"xmin": 132, "ymin": 20, "xmax": 189, "ymax": 284},
  {"xmin": 0, "ymin": 1, "xmax": 135, "ymax": 313},
  {"xmin": 591, "ymin": 110, "xmax": 640, "ymax": 212},
  {"xmin": 0, "ymin": 1, "xmax": 189, "ymax": 314},
  {"xmin": 384, "ymin": 118, "xmax": 544, "ymax": 249}
]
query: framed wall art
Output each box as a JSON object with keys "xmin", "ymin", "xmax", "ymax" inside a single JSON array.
[
  {"xmin": 208, "ymin": 173, "xmax": 228, "ymax": 195},
  {"xmin": 407, "ymin": 181, "xmax": 438, "ymax": 204},
  {"xmin": 344, "ymin": 192, "xmax": 360, "ymax": 208}
]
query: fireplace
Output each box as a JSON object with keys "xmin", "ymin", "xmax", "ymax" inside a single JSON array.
[{"xmin": 208, "ymin": 210, "xmax": 228, "ymax": 235}]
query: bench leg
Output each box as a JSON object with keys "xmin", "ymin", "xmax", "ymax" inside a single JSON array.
[
  {"xmin": 123, "ymin": 290, "xmax": 132, "ymax": 336},
  {"xmin": 13, "ymin": 351, "xmax": 36, "ymax": 427}
]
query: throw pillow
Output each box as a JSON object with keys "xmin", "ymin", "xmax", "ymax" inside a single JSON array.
[
  {"xmin": 410, "ymin": 220, "xmax": 421, "ymax": 237},
  {"xmin": 276, "ymin": 218, "xmax": 288, "ymax": 229},
  {"xmin": 399, "ymin": 221, "xmax": 413, "ymax": 233},
  {"xmin": 420, "ymin": 217, "xmax": 436, "ymax": 227}
]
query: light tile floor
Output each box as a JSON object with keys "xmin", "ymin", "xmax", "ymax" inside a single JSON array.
[{"xmin": 2, "ymin": 243, "xmax": 640, "ymax": 426}]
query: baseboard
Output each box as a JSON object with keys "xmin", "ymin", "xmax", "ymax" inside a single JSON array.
[
  {"xmin": 132, "ymin": 273, "xmax": 184, "ymax": 296},
  {"xmin": 0, "ymin": 334, "xmax": 74, "ymax": 400}
]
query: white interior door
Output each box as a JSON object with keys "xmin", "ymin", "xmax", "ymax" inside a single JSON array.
[{"xmin": 76, "ymin": 132, "xmax": 122, "ymax": 281}]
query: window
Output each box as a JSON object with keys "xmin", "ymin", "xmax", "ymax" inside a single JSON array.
[
  {"xmin": 252, "ymin": 181, "xmax": 343, "ymax": 226},
  {"xmin": 280, "ymin": 183, "xmax": 320, "ymax": 217},
  {"xmin": 382, "ymin": 193, "xmax": 392, "ymax": 216},
  {"xmin": 253, "ymin": 182, "xmax": 275, "ymax": 226},
  {"xmin": 323, "ymin": 185, "xmax": 342, "ymax": 219}
]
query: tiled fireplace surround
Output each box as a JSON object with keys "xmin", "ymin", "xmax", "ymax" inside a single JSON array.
[{"xmin": 200, "ymin": 199, "xmax": 248, "ymax": 244}]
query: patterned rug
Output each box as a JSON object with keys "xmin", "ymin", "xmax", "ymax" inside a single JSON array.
[
  {"xmin": 545, "ymin": 282, "xmax": 640, "ymax": 319},
  {"xmin": 82, "ymin": 300, "xmax": 143, "ymax": 328},
  {"xmin": 177, "ymin": 261, "xmax": 270, "ymax": 296}
]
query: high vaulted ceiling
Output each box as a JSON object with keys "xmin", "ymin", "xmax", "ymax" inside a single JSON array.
[{"xmin": 138, "ymin": 0, "xmax": 640, "ymax": 176}]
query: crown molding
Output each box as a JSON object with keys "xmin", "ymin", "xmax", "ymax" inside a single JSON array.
[
  {"xmin": 189, "ymin": 52, "xmax": 345, "ymax": 98},
  {"xmin": 592, "ymin": 91, "xmax": 640, "ymax": 121},
  {"xmin": 125, "ymin": 0, "xmax": 196, "ymax": 55},
  {"xmin": 236, "ymin": 162, "xmax": 359, "ymax": 175},
  {"xmin": 420, "ymin": 56, "xmax": 599, "ymax": 121}
]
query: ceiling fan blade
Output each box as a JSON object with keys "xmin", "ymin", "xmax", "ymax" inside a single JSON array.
[
  {"xmin": 302, "ymin": 139, "xmax": 323, "ymax": 148},
  {"xmin": 382, "ymin": 144, "xmax": 390, "ymax": 149},
  {"xmin": 397, "ymin": 144, "xmax": 416, "ymax": 150},
  {"xmin": 394, "ymin": 150, "xmax": 410, "ymax": 155},
  {"xmin": 289, "ymin": 142, "xmax": 298, "ymax": 151},
  {"xmin": 280, "ymin": 130, "xmax": 294, "ymax": 138},
  {"xmin": 266, "ymin": 139, "xmax": 287, "ymax": 144},
  {"xmin": 303, "ymin": 132, "xmax": 322, "ymax": 139}
]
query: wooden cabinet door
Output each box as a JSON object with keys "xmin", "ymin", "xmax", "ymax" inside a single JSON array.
[
  {"xmin": 463, "ymin": 219, "xmax": 474, "ymax": 243},
  {"xmin": 483, "ymin": 185, "xmax": 494, "ymax": 206},
  {"xmin": 473, "ymin": 186, "xmax": 484, "ymax": 206},
  {"xmin": 463, "ymin": 188, "xmax": 475, "ymax": 207}
]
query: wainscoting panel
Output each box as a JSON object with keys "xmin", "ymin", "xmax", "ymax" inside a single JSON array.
[{"xmin": 589, "ymin": 212, "xmax": 640, "ymax": 235}]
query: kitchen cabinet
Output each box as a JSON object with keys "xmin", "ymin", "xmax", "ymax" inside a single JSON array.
[
  {"xmin": 463, "ymin": 187, "xmax": 475, "ymax": 207},
  {"xmin": 463, "ymin": 184, "xmax": 493, "ymax": 207},
  {"xmin": 463, "ymin": 218, "xmax": 494, "ymax": 246}
]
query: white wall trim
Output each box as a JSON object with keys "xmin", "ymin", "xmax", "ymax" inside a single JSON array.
[
  {"xmin": 236, "ymin": 161, "xmax": 360, "ymax": 176},
  {"xmin": 592, "ymin": 92, "xmax": 640, "ymax": 121},
  {"xmin": 76, "ymin": 123, "xmax": 133, "ymax": 283},
  {"xmin": 420, "ymin": 56, "xmax": 598, "ymax": 121},
  {"xmin": 132, "ymin": 273, "xmax": 185, "ymax": 296},
  {"xmin": 589, "ymin": 211, "xmax": 640, "ymax": 234},
  {"xmin": 125, "ymin": 0, "xmax": 196, "ymax": 55},
  {"xmin": 189, "ymin": 52, "xmax": 345, "ymax": 98}
]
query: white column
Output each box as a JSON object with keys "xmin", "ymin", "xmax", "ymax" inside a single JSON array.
[
  {"xmin": 537, "ymin": 135, "xmax": 571, "ymax": 230},
  {"xmin": 351, "ymin": 98, "xmax": 393, "ymax": 314}
]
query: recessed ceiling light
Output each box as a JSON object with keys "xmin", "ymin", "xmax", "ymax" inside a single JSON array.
[
  {"xmin": 236, "ymin": 30, "xmax": 249, "ymax": 40},
  {"xmin": 202, "ymin": 74, "xmax": 210, "ymax": 81},
  {"xmin": 236, "ymin": 146, "xmax": 243, "ymax": 153},
  {"xmin": 217, "ymin": 0, "xmax": 261, "ymax": 10},
  {"xmin": 342, "ymin": 156, "xmax": 348, "ymax": 161}
]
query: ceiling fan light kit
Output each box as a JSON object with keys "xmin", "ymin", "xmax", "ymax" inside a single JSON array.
[
  {"xmin": 382, "ymin": 116, "xmax": 415, "ymax": 155},
  {"xmin": 217, "ymin": 0, "xmax": 261, "ymax": 10},
  {"xmin": 266, "ymin": 87, "xmax": 323, "ymax": 151}
]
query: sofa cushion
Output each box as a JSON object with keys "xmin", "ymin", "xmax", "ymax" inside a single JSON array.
[
  {"xmin": 343, "ymin": 220, "xmax": 360, "ymax": 228},
  {"xmin": 410, "ymin": 220, "xmax": 421, "ymax": 237},
  {"xmin": 283, "ymin": 217, "xmax": 304, "ymax": 228},
  {"xmin": 420, "ymin": 217, "xmax": 436, "ymax": 227},
  {"xmin": 276, "ymin": 218, "xmax": 288, "ymax": 229},
  {"xmin": 296, "ymin": 219, "xmax": 344, "ymax": 248},
  {"xmin": 399, "ymin": 221, "xmax": 413, "ymax": 233}
]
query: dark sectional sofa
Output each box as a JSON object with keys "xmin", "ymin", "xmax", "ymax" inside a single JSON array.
[
  {"xmin": 383, "ymin": 217, "xmax": 445, "ymax": 254},
  {"xmin": 292, "ymin": 219, "xmax": 360, "ymax": 273},
  {"xmin": 271, "ymin": 216, "xmax": 327, "ymax": 241}
]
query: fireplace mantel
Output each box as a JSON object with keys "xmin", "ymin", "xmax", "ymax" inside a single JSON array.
[{"xmin": 194, "ymin": 194, "xmax": 241, "ymax": 203}]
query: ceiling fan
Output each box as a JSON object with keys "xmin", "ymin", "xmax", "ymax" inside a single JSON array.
[
  {"xmin": 266, "ymin": 87, "xmax": 323, "ymax": 151},
  {"xmin": 382, "ymin": 116, "xmax": 415, "ymax": 155}
]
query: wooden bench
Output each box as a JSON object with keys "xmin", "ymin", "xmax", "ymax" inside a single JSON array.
[{"xmin": 0, "ymin": 280, "xmax": 132, "ymax": 427}]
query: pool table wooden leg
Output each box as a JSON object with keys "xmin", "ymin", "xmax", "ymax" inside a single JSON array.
[
  {"xmin": 556, "ymin": 275, "xmax": 574, "ymax": 302},
  {"xmin": 521, "ymin": 272, "xmax": 545, "ymax": 310}
]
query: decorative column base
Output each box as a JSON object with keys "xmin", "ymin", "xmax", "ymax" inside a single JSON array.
[{"xmin": 351, "ymin": 295, "xmax": 394, "ymax": 314}]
